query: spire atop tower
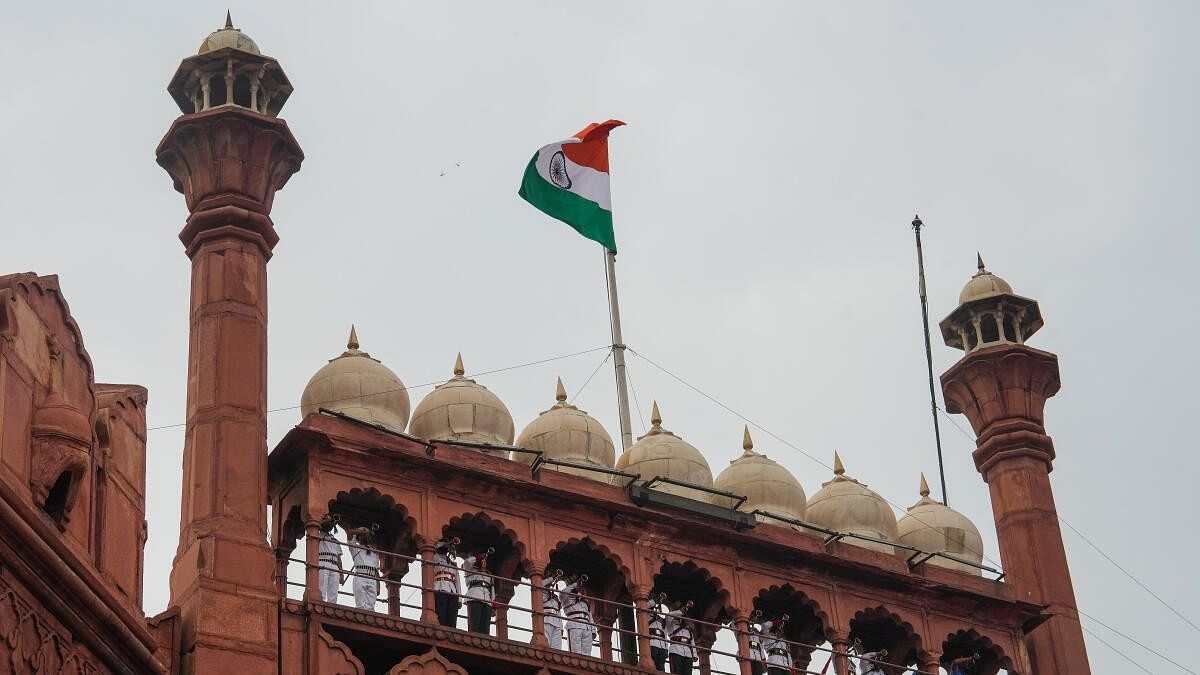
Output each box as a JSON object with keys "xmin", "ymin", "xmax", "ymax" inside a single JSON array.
[
  {"xmin": 347, "ymin": 325, "xmax": 359, "ymax": 350},
  {"xmin": 225, "ymin": 9, "xmax": 234, "ymax": 29},
  {"xmin": 650, "ymin": 400, "xmax": 662, "ymax": 427},
  {"xmin": 919, "ymin": 472, "xmax": 931, "ymax": 498},
  {"xmin": 453, "ymin": 352, "xmax": 465, "ymax": 377},
  {"xmin": 742, "ymin": 425, "xmax": 754, "ymax": 454},
  {"xmin": 833, "ymin": 451, "xmax": 845, "ymax": 476},
  {"xmin": 976, "ymin": 252, "xmax": 986, "ymax": 272},
  {"xmin": 555, "ymin": 377, "xmax": 567, "ymax": 403}
]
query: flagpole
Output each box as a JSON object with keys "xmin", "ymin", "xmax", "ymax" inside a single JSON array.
[
  {"xmin": 911, "ymin": 214, "xmax": 949, "ymax": 505},
  {"xmin": 604, "ymin": 248, "xmax": 634, "ymax": 451}
]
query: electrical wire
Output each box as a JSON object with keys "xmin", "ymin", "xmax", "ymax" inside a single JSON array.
[
  {"xmin": 624, "ymin": 362, "xmax": 648, "ymax": 434},
  {"xmin": 1080, "ymin": 610, "xmax": 1196, "ymax": 674},
  {"xmin": 569, "ymin": 351, "xmax": 612, "ymax": 405},
  {"xmin": 145, "ymin": 345, "xmax": 610, "ymax": 432},
  {"xmin": 1082, "ymin": 625, "xmax": 1155, "ymax": 675}
]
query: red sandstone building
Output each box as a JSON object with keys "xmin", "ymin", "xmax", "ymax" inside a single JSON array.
[{"xmin": 0, "ymin": 18, "xmax": 1092, "ymax": 675}]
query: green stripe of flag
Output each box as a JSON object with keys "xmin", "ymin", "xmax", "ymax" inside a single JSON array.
[{"xmin": 518, "ymin": 154, "xmax": 617, "ymax": 253}]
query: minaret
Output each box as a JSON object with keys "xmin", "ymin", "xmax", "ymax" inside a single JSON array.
[
  {"xmin": 938, "ymin": 257, "xmax": 1091, "ymax": 674},
  {"xmin": 156, "ymin": 15, "xmax": 303, "ymax": 675}
]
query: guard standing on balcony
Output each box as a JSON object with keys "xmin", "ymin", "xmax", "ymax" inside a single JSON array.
[
  {"xmin": 947, "ymin": 652, "xmax": 980, "ymax": 675},
  {"xmin": 760, "ymin": 614, "xmax": 791, "ymax": 675},
  {"xmin": 463, "ymin": 547, "xmax": 494, "ymax": 634},
  {"xmin": 747, "ymin": 610, "xmax": 767, "ymax": 675},
  {"xmin": 542, "ymin": 569, "xmax": 565, "ymax": 648},
  {"xmin": 648, "ymin": 593, "xmax": 670, "ymax": 671},
  {"xmin": 346, "ymin": 525, "xmax": 381, "ymax": 611},
  {"xmin": 561, "ymin": 574, "xmax": 594, "ymax": 655},
  {"xmin": 317, "ymin": 516, "xmax": 344, "ymax": 604},
  {"xmin": 857, "ymin": 647, "xmax": 889, "ymax": 675},
  {"xmin": 433, "ymin": 538, "xmax": 461, "ymax": 627},
  {"xmin": 666, "ymin": 600, "xmax": 696, "ymax": 675}
]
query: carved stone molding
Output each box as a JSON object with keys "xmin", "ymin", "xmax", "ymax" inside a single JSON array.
[
  {"xmin": 0, "ymin": 576, "xmax": 104, "ymax": 674},
  {"xmin": 384, "ymin": 647, "xmax": 468, "ymax": 675}
]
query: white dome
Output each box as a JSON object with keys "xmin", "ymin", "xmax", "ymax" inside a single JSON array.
[
  {"xmin": 806, "ymin": 452, "xmax": 898, "ymax": 553},
  {"xmin": 300, "ymin": 327, "xmax": 410, "ymax": 433},
  {"xmin": 511, "ymin": 378, "xmax": 616, "ymax": 483},
  {"xmin": 896, "ymin": 474, "xmax": 985, "ymax": 574},
  {"xmin": 409, "ymin": 353, "xmax": 514, "ymax": 452},
  {"xmin": 198, "ymin": 13, "xmax": 261, "ymax": 55},
  {"xmin": 616, "ymin": 402, "xmax": 713, "ymax": 498},
  {"xmin": 711, "ymin": 427, "xmax": 806, "ymax": 521}
]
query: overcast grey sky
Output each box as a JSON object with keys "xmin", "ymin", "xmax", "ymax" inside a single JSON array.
[{"xmin": 4, "ymin": 2, "xmax": 1198, "ymax": 672}]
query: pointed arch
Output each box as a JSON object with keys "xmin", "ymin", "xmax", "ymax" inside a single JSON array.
[
  {"xmin": 940, "ymin": 628, "xmax": 1014, "ymax": 675},
  {"xmin": 848, "ymin": 605, "xmax": 923, "ymax": 673}
]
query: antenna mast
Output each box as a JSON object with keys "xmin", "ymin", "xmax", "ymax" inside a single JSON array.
[{"xmin": 912, "ymin": 215, "xmax": 949, "ymax": 505}]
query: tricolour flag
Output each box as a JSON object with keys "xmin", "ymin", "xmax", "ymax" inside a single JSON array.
[{"xmin": 519, "ymin": 120, "xmax": 625, "ymax": 252}]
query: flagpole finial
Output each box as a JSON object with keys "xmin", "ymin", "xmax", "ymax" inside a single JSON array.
[
  {"xmin": 453, "ymin": 352, "xmax": 465, "ymax": 377},
  {"xmin": 742, "ymin": 425, "xmax": 754, "ymax": 454},
  {"xmin": 919, "ymin": 473, "xmax": 931, "ymax": 498},
  {"xmin": 833, "ymin": 451, "xmax": 846, "ymax": 476},
  {"xmin": 555, "ymin": 377, "xmax": 567, "ymax": 403},
  {"xmin": 912, "ymin": 214, "xmax": 923, "ymax": 229},
  {"xmin": 225, "ymin": 10, "xmax": 233, "ymax": 29},
  {"xmin": 347, "ymin": 325, "xmax": 359, "ymax": 351},
  {"xmin": 650, "ymin": 400, "xmax": 662, "ymax": 427}
]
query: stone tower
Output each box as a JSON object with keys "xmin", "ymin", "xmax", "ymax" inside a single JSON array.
[
  {"xmin": 939, "ymin": 257, "xmax": 1091, "ymax": 674},
  {"xmin": 156, "ymin": 15, "xmax": 303, "ymax": 675}
]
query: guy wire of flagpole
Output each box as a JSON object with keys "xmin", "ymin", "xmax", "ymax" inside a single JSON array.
[
  {"xmin": 912, "ymin": 214, "xmax": 949, "ymax": 506},
  {"xmin": 604, "ymin": 247, "xmax": 635, "ymax": 451}
]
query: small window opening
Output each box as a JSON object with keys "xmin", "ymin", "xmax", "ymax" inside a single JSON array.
[
  {"xmin": 209, "ymin": 75, "xmax": 228, "ymax": 106},
  {"xmin": 980, "ymin": 314, "xmax": 1000, "ymax": 343},
  {"xmin": 966, "ymin": 329, "xmax": 979, "ymax": 350},
  {"xmin": 1002, "ymin": 315, "xmax": 1017, "ymax": 343},
  {"xmin": 43, "ymin": 471, "xmax": 73, "ymax": 524},
  {"xmin": 233, "ymin": 74, "xmax": 252, "ymax": 107}
]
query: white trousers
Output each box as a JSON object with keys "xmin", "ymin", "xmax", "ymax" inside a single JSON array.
[
  {"xmin": 566, "ymin": 621, "xmax": 593, "ymax": 655},
  {"xmin": 353, "ymin": 576, "xmax": 378, "ymax": 610},
  {"xmin": 318, "ymin": 565, "xmax": 340, "ymax": 603},
  {"xmin": 544, "ymin": 615, "xmax": 563, "ymax": 649}
]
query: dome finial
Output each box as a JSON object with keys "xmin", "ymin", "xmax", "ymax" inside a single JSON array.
[
  {"xmin": 453, "ymin": 352, "xmax": 465, "ymax": 377},
  {"xmin": 742, "ymin": 425, "xmax": 754, "ymax": 453},
  {"xmin": 225, "ymin": 10, "xmax": 233, "ymax": 29},
  {"xmin": 976, "ymin": 252, "xmax": 986, "ymax": 272},
  {"xmin": 919, "ymin": 472, "xmax": 931, "ymax": 497},
  {"xmin": 833, "ymin": 451, "xmax": 845, "ymax": 476},
  {"xmin": 650, "ymin": 400, "xmax": 662, "ymax": 426},
  {"xmin": 347, "ymin": 325, "xmax": 359, "ymax": 351},
  {"xmin": 555, "ymin": 377, "xmax": 568, "ymax": 403}
]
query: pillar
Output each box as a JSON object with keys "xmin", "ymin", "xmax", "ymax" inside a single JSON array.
[
  {"xmin": 158, "ymin": 92, "xmax": 302, "ymax": 674},
  {"xmin": 732, "ymin": 612, "xmax": 753, "ymax": 675},
  {"xmin": 942, "ymin": 344, "xmax": 1091, "ymax": 675},
  {"xmin": 495, "ymin": 582, "xmax": 513, "ymax": 641},
  {"xmin": 303, "ymin": 521, "xmax": 320, "ymax": 602},
  {"xmin": 634, "ymin": 590, "xmax": 655, "ymax": 670},
  {"xmin": 386, "ymin": 573, "xmax": 402, "ymax": 616},
  {"xmin": 920, "ymin": 652, "xmax": 942, "ymax": 675},
  {"xmin": 599, "ymin": 626, "xmax": 613, "ymax": 661},
  {"xmin": 419, "ymin": 542, "xmax": 438, "ymax": 624},
  {"xmin": 831, "ymin": 638, "xmax": 850, "ymax": 675},
  {"xmin": 528, "ymin": 564, "xmax": 549, "ymax": 647}
]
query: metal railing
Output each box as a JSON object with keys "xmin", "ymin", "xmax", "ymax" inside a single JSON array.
[{"xmin": 285, "ymin": 536, "xmax": 965, "ymax": 675}]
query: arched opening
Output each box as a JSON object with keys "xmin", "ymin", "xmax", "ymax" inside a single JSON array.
[
  {"xmin": 1001, "ymin": 314, "xmax": 1017, "ymax": 344},
  {"xmin": 547, "ymin": 537, "xmax": 631, "ymax": 660},
  {"xmin": 979, "ymin": 314, "xmax": 1000, "ymax": 344},
  {"xmin": 208, "ymin": 75, "xmax": 227, "ymax": 106},
  {"xmin": 848, "ymin": 606, "xmax": 921, "ymax": 675},
  {"xmin": 940, "ymin": 629, "xmax": 1012, "ymax": 675},
  {"xmin": 441, "ymin": 512, "xmax": 526, "ymax": 638},
  {"xmin": 232, "ymin": 74, "xmax": 252, "ymax": 107},
  {"xmin": 752, "ymin": 585, "xmax": 829, "ymax": 673},
  {"xmin": 43, "ymin": 471, "xmax": 73, "ymax": 525},
  {"xmin": 653, "ymin": 560, "xmax": 733, "ymax": 674}
]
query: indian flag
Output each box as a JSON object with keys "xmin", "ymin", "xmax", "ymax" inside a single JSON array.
[{"xmin": 519, "ymin": 120, "xmax": 625, "ymax": 252}]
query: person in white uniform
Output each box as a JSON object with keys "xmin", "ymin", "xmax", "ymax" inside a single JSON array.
[
  {"xmin": 648, "ymin": 593, "xmax": 670, "ymax": 671},
  {"xmin": 316, "ymin": 517, "xmax": 344, "ymax": 604},
  {"xmin": 560, "ymin": 574, "xmax": 594, "ymax": 656},
  {"xmin": 346, "ymin": 526, "xmax": 381, "ymax": 611},
  {"xmin": 666, "ymin": 601, "xmax": 696, "ymax": 675},
  {"xmin": 746, "ymin": 610, "xmax": 767, "ymax": 675},
  {"xmin": 540, "ymin": 569, "xmax": 564, "ymax": 649},
  {"xmin": 432, "ymin": 538, "xmax": 461, "ymax": 627},
  {"xmin": 858, "ymin": 648, "xmax": 889, "ymax": 675},
  {"xmin": 462, "ymin": 547, "xmax": 494, "ymax": 634},
  {"xmin": 759, "ymin": 615, "xmax": 791, "ymax": 675}
]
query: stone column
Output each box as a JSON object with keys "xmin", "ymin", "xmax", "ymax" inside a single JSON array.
[
  {"xmin": 598, "ymin": 626, "xmax": 613, "ymax": 661},
  {"xmin": 732, "ymin": 612, "xmax": 754, "ymax": 675},
  {"xmin": 831, "ymin": 638, "xmax": 851, "ymax": 675},
  {"xmin": 696, "ymin": 627, "xmax": 714, "ymax": 675},
  {"xmin": 942, "ymin": 344, "xmax": 1091, "ymax": 675},
  {"xmin": 634, "ymin": 590, "xmax": 655, "ymax": 670},
  {"xmin": 419, "ymin": 542, "xmax": 438, "ymax": 624},
  {"xmin": 273, "ymin": 546, "xmax": 290, "ymax": 597},
  {"xmin": 495, "ymin": 581, "xmax": 513, "ymax": 641},
  {"xmin": 303, "ymin": 521, "xmax": 321, "ymax": 602},
  {"xmin": 386, "ymin": 573, "xmax": 402, "ymax": 616},
  {"xmin": 528, "ymin": 564, "xmax": 549, "ymax": 647},
  {"xmin": 919, "ymin": 652, "xmax": 942, "ymax": 675},
  {"xmin": 159, "ymin": 104, "xmax": 302, "ymax": 675}
]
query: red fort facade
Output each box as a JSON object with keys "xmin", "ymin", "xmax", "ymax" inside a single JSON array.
[{"xmin": 0, "ymin": 19, "xmax": 1090, "ymax": 675}]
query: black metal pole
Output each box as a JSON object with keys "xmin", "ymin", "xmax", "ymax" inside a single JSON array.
[{"xmin": 912, "ymin": 215, "xmax": 949, "ymax": 505}]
